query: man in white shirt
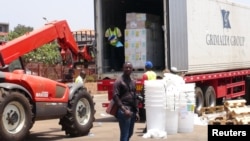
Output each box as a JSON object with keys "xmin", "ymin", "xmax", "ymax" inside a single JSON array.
[{"xmin": 75, "ymin": 70, "xmax": 86, "ymax": 84}]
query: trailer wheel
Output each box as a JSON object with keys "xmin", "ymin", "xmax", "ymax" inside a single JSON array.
[
  {"xmin": 59, "ymin": 88, "xmax": 96, "ymax": 137},
  {"xmin": 0, "ymin": 90, "xmax": 33, "ymax": 141},
  {"xmin": 195, "ymin": 87, "xmax": 204, "ymax": 115},
  {"xmin": 203, "ymin": 86, "xmax": 216, "ymax": 107}
]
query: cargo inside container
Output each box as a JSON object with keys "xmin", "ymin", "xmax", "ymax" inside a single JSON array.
[{"xmin": 95, "ymin": 0, "xmax": 166, "ymax": 73}]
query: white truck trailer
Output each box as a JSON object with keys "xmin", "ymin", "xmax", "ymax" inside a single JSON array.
[{"xmin": 94, "ymin": 0, "xmax": 250, "ymax": 115}]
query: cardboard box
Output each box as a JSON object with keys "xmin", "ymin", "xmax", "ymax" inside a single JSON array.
[
  {"xmin": 124, "ymin": 28, "xmax": 164, "ymax": 69},
  {"xmin": 126, "ymin": 13, "xmax": 160, "ymax": 22},
  {"xmin": 126, "ymin": 21, "xmax": 153, "ymax": 29}
]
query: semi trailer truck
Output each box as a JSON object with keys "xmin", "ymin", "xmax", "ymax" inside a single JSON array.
[{"xmin": 94, "ymin": 0, "xmax": 250, "ymax": 116}]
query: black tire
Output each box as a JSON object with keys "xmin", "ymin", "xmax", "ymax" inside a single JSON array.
[
  {"xmin": 0, "ymin": 90, "xmax": 33, "ymax": 141},
  {"xmin": 195, "ymin": 87, "xmax": 204, "ymax": 115},
  {"xmin": 59, "ymin": 88, "xmax": 95, "ymax": 137},
  {"xmin": 203, "ymin": 86, "xmax": 216, "ymax": 107}
]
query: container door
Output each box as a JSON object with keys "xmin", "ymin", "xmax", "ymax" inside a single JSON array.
[{"xmin": 168, "ymin": 0, "xmax": 188, "ymax": 72}]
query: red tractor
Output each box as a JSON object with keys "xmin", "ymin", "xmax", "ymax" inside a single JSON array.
[{"xmin": 0, "ymin": 20, "xmax": 95, "ymax": 141}]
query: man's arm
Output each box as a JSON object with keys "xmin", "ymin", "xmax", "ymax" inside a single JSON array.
[
  {"xmin": 105, "ymin": 28, "xmax": 110, "ymax": 38},
  {"xmin": 113, "ymin": 79, "xmax": 123, "ymax": 107},
  {"xmin": 116, "ymin": 27, "xmax": 122, "ymax": 38}
]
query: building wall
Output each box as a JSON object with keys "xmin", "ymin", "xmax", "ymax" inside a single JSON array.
[
  {"xmin": 72, "ymin": 29, "xmax": 95, "ymax": 46},
  {"xmin": 0, "ymin": 22, "xmax": 9, "ymax": 41}
]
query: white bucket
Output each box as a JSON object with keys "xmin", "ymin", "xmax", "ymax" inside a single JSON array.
[
  {"xmin": 145, "ymin": 93, "xmax": 165, "ymax": 98},
  {"xmin": 146, "ymin": 105, "xmax": 166, "ymax": 132},
  {"xmin": 145, "ymin": 97, "xmax": 166, "ymax": 107},
  {"xmin": 145, "ymin": 100, "xmax": 166, "ymax": 105},
  {"xmin": 144, "ymin": 80, "xmax": 165, "ymax": 87},
  {"xmin": 145, "ymin": 94, "xmax": 165, "ymax": 99},
  {"xmin": 145, "ymin": 89, "xmax": 165, "ymax": 95},
  {"xmin": 145, "ymin": 89, "xmax": 165, "ymax": 92},
  {"xmin": 145, "ymin": 98, "xmax": 166, "ymax": 101},
  {"xmin": 165, "ymin": 110, "xmax": 178, "ymax": 134},
  {"xmin": 178, "ymin": 103, "xmax": 195, "ymax": 133},
  {"xmin": 145, "ymin": 103, "xmax": 166, "ymax": 107},
  {"xmin": 180, "ymin": 83, "xmax": 195, "ymax": 92},
  {"xmin": 145, "ymin": 104, "xmax": 166, "ymax": 107}
]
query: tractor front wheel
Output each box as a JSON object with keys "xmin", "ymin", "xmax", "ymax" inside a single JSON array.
[
  {"xmin": 0, "ymin": 90, "xmax": 33, "ymax": 141},
  {"xmin": 59, "ymin": 88, "xmax": 95, "ymax": 137}
]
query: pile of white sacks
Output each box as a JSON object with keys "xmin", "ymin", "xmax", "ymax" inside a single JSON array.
[{"xmin": 143, "ymin": 73, "xmax": 195, "ymax": 139}]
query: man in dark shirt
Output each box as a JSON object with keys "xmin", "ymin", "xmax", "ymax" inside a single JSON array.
[{"xmin": 113, "ymin": 62, "xmax": 139, "ymax": 141}]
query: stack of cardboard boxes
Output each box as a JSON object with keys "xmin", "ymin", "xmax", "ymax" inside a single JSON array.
[{"xmin": 124, "ymin": 13, "xmax": 164, "ymax": 69}]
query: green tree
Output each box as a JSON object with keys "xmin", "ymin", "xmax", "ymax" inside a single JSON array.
[
  {"xmin": 23, "ymin": 42, "xmax": 61, "ymax": 64},
  {"xmin": 7, "ymin": 24, "xmax": 33, "ymax": 40},
  {"xmin": 7, "ymin": 24, "xmax": 61, "ymax": 65}
]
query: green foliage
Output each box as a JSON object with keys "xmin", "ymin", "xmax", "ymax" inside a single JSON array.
[
  {"xmin": 23, "ymin": 43, "xmax": 62, "ymax": 64},
  {"xmin": 7, "ymin": 24, "xmax": 33, "ymax": 40},
  {"xmin": 6, "ymin": 31, "xmax": 19, "ymax": 41},
  {"xmin": 6, "ymin": 24, "xmax": 61, "ymax": 65},
  {"xmin": 13, "ymin": 24, "xmax": 33, "ymax": 35}
]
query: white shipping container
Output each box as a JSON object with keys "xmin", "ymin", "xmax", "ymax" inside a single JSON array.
[
  {"xmin": 188, "ymin": 0, "xmax": 250, "ymax": 73},
  {"xmin": 169, "ymin": 0, "xmax": 250, "ymax": 73}
]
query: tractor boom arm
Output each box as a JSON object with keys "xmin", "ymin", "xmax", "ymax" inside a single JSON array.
[{"xmin": 0, "ymin": 20, "xmax": 80, "ymax": 65}]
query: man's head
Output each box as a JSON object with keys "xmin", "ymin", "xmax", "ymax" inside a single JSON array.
[
  {"xmin": 110, "ymin": 24, "xmax": 115, "ymax": 30},
  {"xmin": 123, "ymin": 62, "xmax": 133, "ymax": 76},
  {"xmin": 145, "ymin": 61, "xmax": 153, "ymax": 70},
  {"xmin": 80, "ymin": 70, "xmax": 86, "ymax": 79}
]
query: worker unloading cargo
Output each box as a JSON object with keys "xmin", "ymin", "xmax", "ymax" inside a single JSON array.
[{"xmin": 105, "ymin": 24, "xmax": 124, "ymax": 72}]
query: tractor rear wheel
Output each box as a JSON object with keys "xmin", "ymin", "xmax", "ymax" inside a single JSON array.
[
  {"xmin": 59, "ymin": 88, "xmax": 95, "ymax": 137},
  {"xmin": 0, "ymin": 90, "xmax": 33, "ymax": 141}
]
